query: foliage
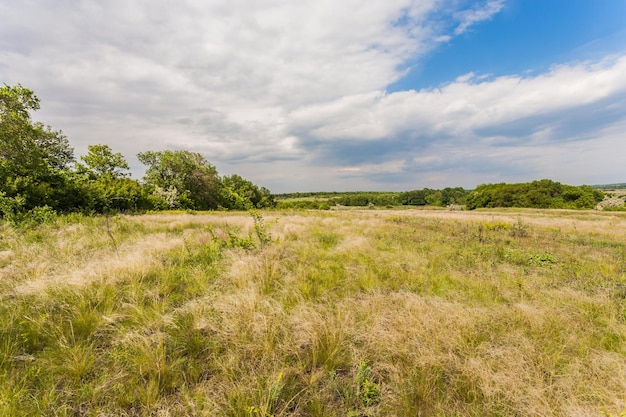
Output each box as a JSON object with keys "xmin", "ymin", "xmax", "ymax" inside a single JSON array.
[
  {"xmin": 83, "ymin": 176, "xmax": 153, "ymax": 212},
  {"xmin": 0, "ymin": 84, "xmax": 268, "ymax": 220},
  {"xmin": 0, "ymin": 84, "xmax": 73, "ymax": 176},
  {"xmin": 218, "ymin": 184, "xmax": 252, "ymax": 211},
  {"xmin": 0, "ymin": 193, "xmax": 58, "ymax": 227},
  {"xmin": 355, "ymin": 360, "xmax": 381, "ymax": 407},
  {"xmin": 602, "ymin": 205, "xmax": 626, "ymax": 212},
  {"xmin": 399, "ymin": 187, "xmax": 468, "ymax": 206},
  {"xmin": 328, "ymin": 192, "xmax": 399, "ymax": 207},
  {"xmin": 251, "ymin": 210, "xmax": 272, "ymax": 246},
  {"xmin": 77, "ymin": 144, "xmax": 130, "ymax": 179},
  {"xmin": 0, "ymin": 87, "xmax": 161, "ymax": 218},
  {"xmin": 274, "ymin": 191, "xmax": 400, "ymax": 208},
  {"xmin": 0, "ymin": 84, "xmax": 76, "ymax": 214},
  {"xmin": 136, "ymin": 151, "xmax": 272, "ymax": 212},
  {"xmin": 138, "ymin": 150, "xmax": 222, "ymax": 210},
  {"xmin": 275, "ymin": 200, "xmax": 331, "ymax": 210},
  {"xmin": 275, "ymin": 189, "xmax": 469, "ymax": 209},
  {"xmin": 596, "ymin": 196, "xmax": 626, "ymax": 211},
  {"xmin": 222, "ymin": 174, "xmax": 275, "ymax": 209},
  {"xmin": 151, "ymin": 185, "xmax": 181, "ymax": 210},
  {"xmin": 466, "ymin": 179, "xmax": 605, "ymax": 210},
  {"xmin": 593, "ymin": 183, "xmax": 626, "ymax": 190}
]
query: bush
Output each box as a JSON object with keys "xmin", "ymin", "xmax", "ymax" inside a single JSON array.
[
  {"xmin": 275, "ymin": 200, "xmax": 331, "ymax": 210},
  {"xmin": 466, "ymin": 180, "xmax": 604, "ymax": 210}
]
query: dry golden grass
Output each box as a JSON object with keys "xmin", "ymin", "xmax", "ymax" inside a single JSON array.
[{"xmin": 1, "ymin": 208, "xmax": 625, "ymax": 416}]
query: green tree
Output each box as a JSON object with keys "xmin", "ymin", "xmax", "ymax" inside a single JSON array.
[
  {"xmin": 75, "ymin": 145, "xmax": 152, "ymax": 213},
  {"xmin": 465, "ymin": 180, "xmax": 605, "ymax": 210},
  {"xmin": 0, "ymin": 84, "xmax": 73, "ymax": 176},
  {"xmin": 84, "ymin": 177, "xmax": 152, "ymax": 212},
  {"xmin": 400, "ymin": 190, "xmax": 427, "ymax": 205},
  {"xmin": 137, "ymin": 150, "xmax": 221, "ymax": 210},
  {"xmin": 0, "ymin": 84, "xmax": 75, "ymax": 214},
  {"xmin": 0, "ymin": 84, "xmax": 74, "ymax": 175},
  {"xmin": 78, "ymin": 144, "xmax": 130, "ymax": 178},
  {"xmin": 221, "ymin": 174, "xmax": 275, "ymax": 209}
]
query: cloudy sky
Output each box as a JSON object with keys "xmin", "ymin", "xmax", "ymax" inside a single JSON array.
[{"xmin": 2, "ymin": 0, "xmax": 625, "ymax": 192}]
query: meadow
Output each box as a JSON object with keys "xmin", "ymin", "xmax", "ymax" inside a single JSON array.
[{"xmin": 1, "ymin": 208, "xmax": 625, "ymax": 416}]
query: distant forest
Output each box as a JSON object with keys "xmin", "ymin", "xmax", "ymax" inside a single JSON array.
[
  {"xmin": 274, "ymin": 188, "xmax": 468, "ymax": 209},
  {"xmin": 593, "ymin": 183, "xmax": 626, "ymax": 190},
  {"xmin": 275, "ymin": 180, "xmax": 611, "ymax": 211}
]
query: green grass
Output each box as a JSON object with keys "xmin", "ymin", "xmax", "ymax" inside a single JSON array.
[{"xmin": 0, "ymin": 209, "xmax": 625, "ymax": 415}]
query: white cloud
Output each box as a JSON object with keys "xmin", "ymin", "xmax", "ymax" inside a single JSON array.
[
  {"xmin": 281, "ymin": 55, "xmax": 626, "ymax": 189},
  {"xmin": 453, "ymin": 0, "xmax": 506, "ymax": 35},
  {"xmin": 290, "ymin": 55, "xmax": 626, "ymax": 143},
  {"xmin": 1, "ymin": 0, "xmax": 625, "ymax": 191},
  {"xmin": 455, "ymin": 72, "xmax": 476, "ymax": 83},
  {"xmin": 0, "ymin": 0, "xmax": 448, "ymax": 166}
]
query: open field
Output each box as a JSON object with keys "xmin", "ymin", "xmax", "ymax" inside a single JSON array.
[{"xmin": 1, "ymin": 208, "xmax": 626, "ymax": 416}]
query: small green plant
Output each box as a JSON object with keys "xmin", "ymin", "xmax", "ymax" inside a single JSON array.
[
  {"xmin": 481, "ymin": 221, "xmax": 511, "ymax": 231},
  {"xmin": 0, "ymin": 193, "xmax": 25, "ymax": 225},
  {"xmin": 355, "ymin": 360, "xmax": 380, "ymax": 407},
  {"xmin": 24, "ymin": 206, "xmax": 58, "ymax": 227},
  {"xmin": 224, "ymin": 231, "xmax": 256, "ymax": 250},
  {"xmin": 528, "ymin": 253, "xmax": 556, "ymax": 265},
  {"xmin": 0, "ymin": 197, "xmax": 58, "ymax": 228},
  {"xmin": 251, "ymin": 210, "xmax": 272, "ymax": 246},
  {"xmin": 318, "ymin": 232, "xmax": 340, "ymax": 249}
]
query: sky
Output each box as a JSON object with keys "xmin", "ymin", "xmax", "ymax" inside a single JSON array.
[{"xmin": 1, "ymin": 0, "xmax": 626, "ymax": 192}]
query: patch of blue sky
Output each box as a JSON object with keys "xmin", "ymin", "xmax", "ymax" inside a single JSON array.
[{"xmin": 388, "ymin": 0, "xmax": 626, "ymax": 92}]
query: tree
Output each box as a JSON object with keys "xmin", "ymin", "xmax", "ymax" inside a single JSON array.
[
  {"xmin": 84, "ymin": 176, "xmax": 152, "ymax": 212},
  {"xmin": 400, "ymin": 190, "xmax": 427, "ymax": 206},
  {"xmin": 465, "ymin": 180, "xmax": 605, "ymax": 210},
  {"xmin": 137, "ymin": 150, "xmax": 221, "ymax": 210},
  {"xmin": 75, "ymin": 145, "xmax": 152, "ymax": 213},
  {"xmin": 0, "ymin": 84, "xmax": 75, "ymax": 213},
  {"xmin": 79, "ymin": 144, "xmax": 130, "ymax": 178},
  {"xmin": 0, "ymin": 84, "xmax": 73, "ymax": 176},
  {"xmin": 221, "ymin": 174, "xmax": 275, "ymax": 209}
]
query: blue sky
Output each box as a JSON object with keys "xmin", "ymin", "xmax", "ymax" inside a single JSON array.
[
  {"xmin": 395, "ymin": 0, "xmax": 626, "ymax": 91},
  {"xmin": 1, "ymin": 0, "xmax": 626, "ymax": 192}
]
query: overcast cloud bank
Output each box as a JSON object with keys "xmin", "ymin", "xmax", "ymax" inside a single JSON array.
[{"xmin": 1, "ymin": 0, "xmax": 624, "ymax": 191}]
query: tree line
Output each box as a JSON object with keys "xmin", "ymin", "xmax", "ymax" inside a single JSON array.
[
  {"xmin": 275, "ymin": 188, "xmax": 469, "ymax": 209},
  {"xmin": 275, "ymin": 181, "xmax": 606, "ymax": 211},
  {"xmin": 0, "ymin": 84, "xmax": 274, "ymax": 221}
]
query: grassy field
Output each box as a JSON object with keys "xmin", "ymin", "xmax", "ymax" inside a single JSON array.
[{"xmin": 1, "ymin": 208, "xmax": 625, "ymax": 416}]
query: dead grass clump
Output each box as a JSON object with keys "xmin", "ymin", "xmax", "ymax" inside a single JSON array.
[{"xmin": 12, "ymin": 233, "xmax": 183, "ymax": 296}]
